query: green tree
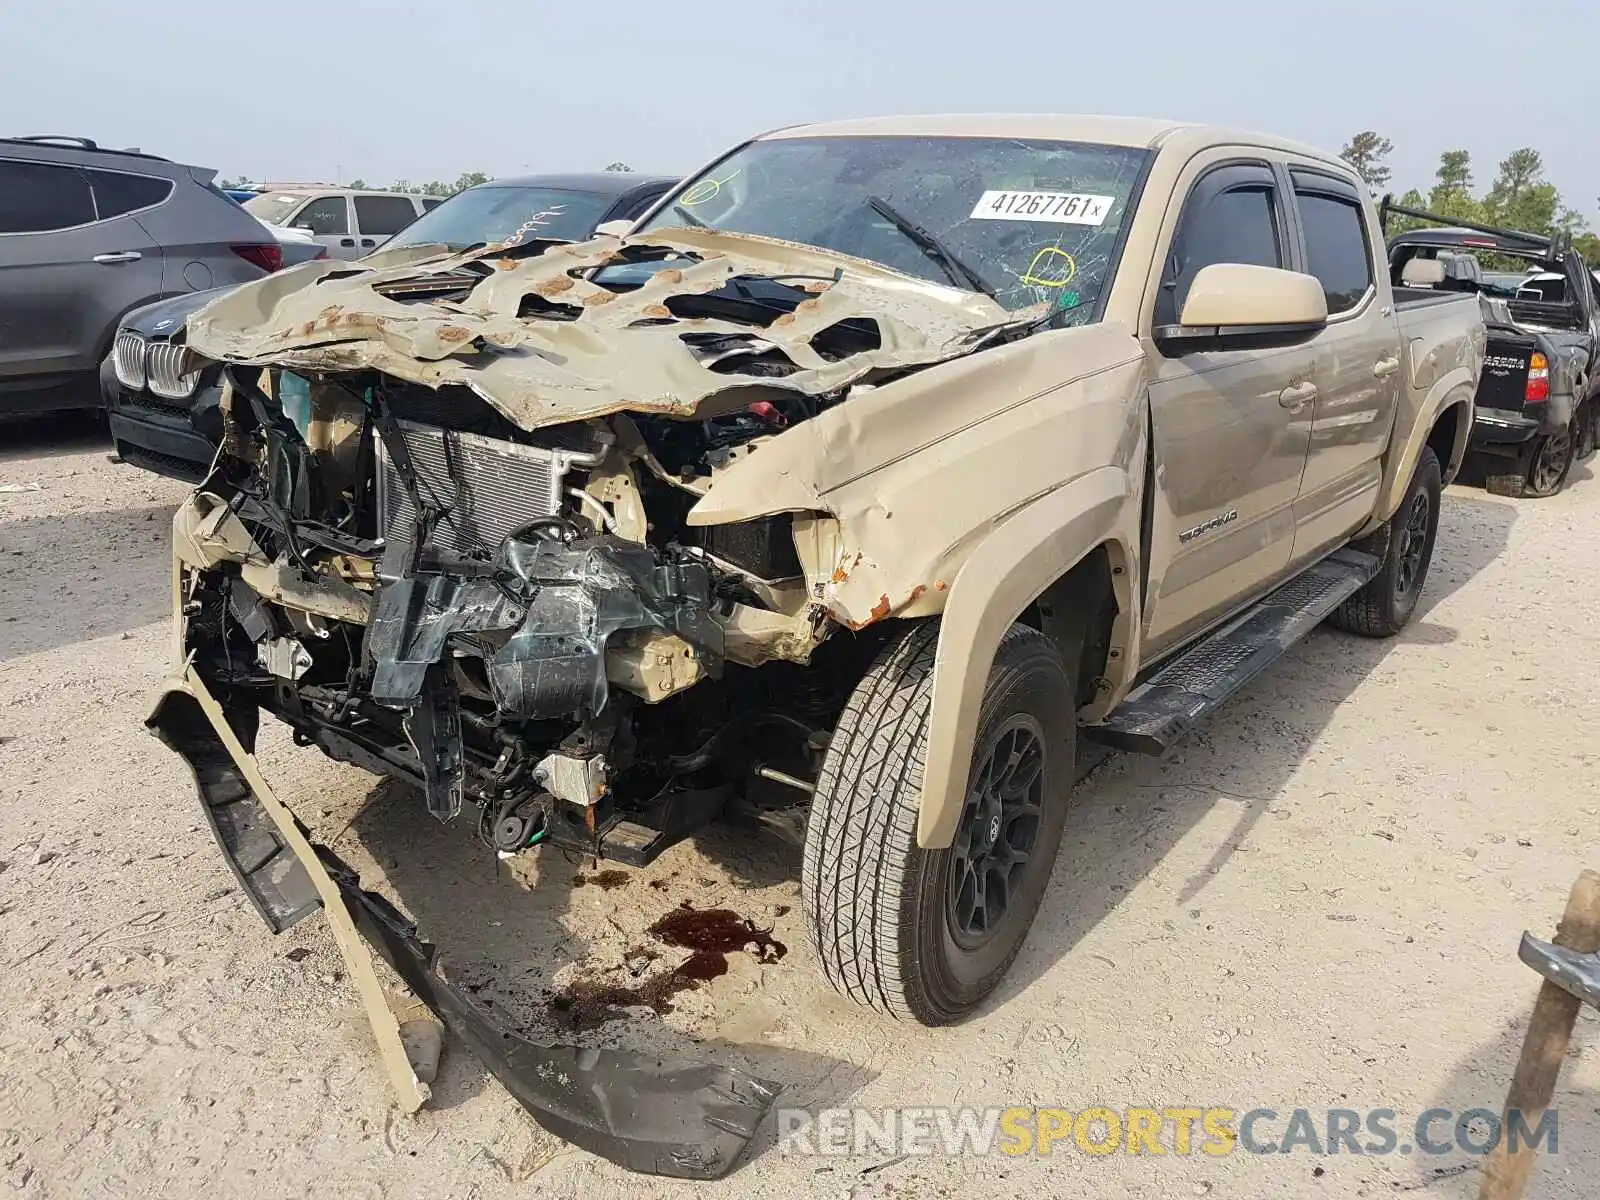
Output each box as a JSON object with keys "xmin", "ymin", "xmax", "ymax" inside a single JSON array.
[
  {"xmin": 1384, "ymin": 187, "xmax": 1430, "ymax": 235},
  {"xmin": 346, "ymin": 177, "xmax": 369, "ymax": 189},
  {"xmin": 452, "ymin": 171, "xmax": 490, "ymax": 192},
  {"xmin": 604, "ymin": 161, "xmax": 633, "ymax": 173},
  {"xmin": 218, "ymin": 175, "xmax": 255, "ymax": 190},
  {"xmin": 1339, "ymin": 131, "xmax": 1394, "ymax": 190},
  {"xmin": 1428, "ymin": 150, "xmax": 1479, "ymax": 221},
  {"xmin": 1483, "ymin": 148, "xmax": 1559, "ymax": 235}
]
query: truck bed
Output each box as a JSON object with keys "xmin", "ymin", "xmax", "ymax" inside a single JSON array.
[{"xmin": 1393, "ymin": 287, "xmax": 1473, "ymax": 310}]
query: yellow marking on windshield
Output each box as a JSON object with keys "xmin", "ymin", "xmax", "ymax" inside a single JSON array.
[
  {"xmin": 679, "ymin": 169, "xmax": 742, "ymax": 208},
  {"xmin": 1020, "ymin": 247, "xmax": 1077, "ymax": 288}
]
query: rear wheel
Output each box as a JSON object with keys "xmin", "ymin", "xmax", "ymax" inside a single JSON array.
[
  {"xmin": 801, "ymin": 622, "xmax": 1076, "ymax": 1025},
  {"xmin": 1330, "ymin": 446, "xmax": 1441, "ymax": 638},
  {"xmin": 1575, "ymin": 397, "xmax": 1597, "ymax": 464},
  {"xmin": 1522, "ymin": 423, "xmax": 1576, "ymax": 497}
]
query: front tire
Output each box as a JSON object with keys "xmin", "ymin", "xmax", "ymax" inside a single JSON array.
[
  {"xmin": 801, "ymin": 622, "xmax": 1076, "ymax": 1025},
  {"xmin": 1330, "ymin": 446, "xmax": 1442, "ymax": 638}
]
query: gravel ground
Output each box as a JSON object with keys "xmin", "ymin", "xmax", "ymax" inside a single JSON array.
[{"xmin": 2, "ymin": 414, "xmax": 1597, "ymax": 1199}]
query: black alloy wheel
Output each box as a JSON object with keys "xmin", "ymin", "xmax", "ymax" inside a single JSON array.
[{"xmin": 948, "ymin": 716, "xmax": 1046, "ymax": 949}]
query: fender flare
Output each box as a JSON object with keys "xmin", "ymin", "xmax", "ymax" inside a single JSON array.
[
  {"xmin": 917, "ymin": 466, "xmax": 1140, "ymax": 848},
  {"xmin": 1372, "ymin": 368, "xmax": 1475, "ymax": 526}
]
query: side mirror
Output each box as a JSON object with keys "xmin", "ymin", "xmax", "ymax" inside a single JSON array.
[
  {"xmin": 1155, "ymin": 264, "xmax": 1328, "ymax": 352},
  {"xmin": 1175, "ymin": 263, "xmax": 1328, "ymax": 330},
  {"xmin": 593, "ymin": 219, "xmax": 633, "ymax": 239}
]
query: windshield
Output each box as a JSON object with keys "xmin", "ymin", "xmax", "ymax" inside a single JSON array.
[
  {"xmin": 242, "ymin": 192, "xmax": 307, "ymax": 226},
  {"xmin": 384, "ymin": 185, "xmax": 615, "ymax": 252},
  {"xmin": 637, "ymin": 135, "xmax": 1150, "ymax": 317}
]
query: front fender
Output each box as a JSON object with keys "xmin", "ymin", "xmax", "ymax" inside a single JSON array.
[{"xmin": 917, "ymin": 465, "xmax": 1142, "ymax": 848}]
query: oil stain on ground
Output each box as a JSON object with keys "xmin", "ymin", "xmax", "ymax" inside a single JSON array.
[
  {"xmin": 571, "ymin": 868, "xmax": 632, "ymax": 890},
  {"xmin": 548, "ymin": 902, "xmax": 787, "ymax": 1030}
]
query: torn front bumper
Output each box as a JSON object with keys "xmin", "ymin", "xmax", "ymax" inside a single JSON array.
[{"xmin": 146, "ymin": 666, "xmax": 778, "ymax": 1180}]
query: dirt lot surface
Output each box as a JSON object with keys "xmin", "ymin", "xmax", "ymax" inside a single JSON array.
[{"xmin": 2, "ymin": 414, "xmax": 1597, "ymax": 1199}]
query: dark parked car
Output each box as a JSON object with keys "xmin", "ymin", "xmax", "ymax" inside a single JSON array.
[
  {"xmin": 0, "ymin": 135, "xmax": 286, "ymax": 417},
  {"xmin": 1384, "ymin": 198, "xmax": 1600, "ymax": 497},
  {"xmin": 103, "ymin": 171, "xmax": 678, "ymax": 481}
]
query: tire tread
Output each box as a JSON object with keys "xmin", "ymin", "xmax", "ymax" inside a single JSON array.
[
  {"xmin": 802, "ymin": 622, "xmax": 1054, "ymax": 1022},
  {"xmin": 1330, "ymin": 447, "xmax": 1441, "ymax": 638}
]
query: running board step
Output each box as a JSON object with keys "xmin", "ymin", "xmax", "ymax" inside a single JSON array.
[{"xmin": 1083, "ymin": 548, "xmax": 1381, "ymax": 755}]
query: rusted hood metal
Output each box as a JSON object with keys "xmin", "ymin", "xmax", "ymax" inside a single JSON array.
[{"xmin": 185, "ymin": 227, "xmax": 1013, "ymax": 431}]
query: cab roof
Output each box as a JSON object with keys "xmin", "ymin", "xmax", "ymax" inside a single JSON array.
[{"xmin": 763, "ymin": 114, "xmax": 1347, "ymax": 171}]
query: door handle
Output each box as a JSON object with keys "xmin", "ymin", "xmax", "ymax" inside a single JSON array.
[
  {"xmin": 360, "ymin": 238, "xmax": 376, "ymax": 246},
  {"xmin": 1278, "ymin": 381, "xmax": 1319, "ymax": 409},
  {"xmin": 1372, "ymin": 356, "xmax": 1401, "ymax": 379},
  {"xmin": 91, "ymin": 251, "xmax": 142, "ymax": 264},
  {"xmin": 339, "ymin": 237, "xmax": 355, "ymax": 247}
]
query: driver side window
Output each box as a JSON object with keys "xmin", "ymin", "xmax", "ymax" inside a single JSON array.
[{"xmin": 1156, "ymin": 165, "xmax": 1284, "ymax": 327}]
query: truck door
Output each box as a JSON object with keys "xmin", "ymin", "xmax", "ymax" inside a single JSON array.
[
  {"xmin": 1142, "ymin": 159, "xmax": 1318, "ymax": 659},
  {"xmin": 352, "ymin": 194, "xmax": 424, "ymax": 255},
  {"xmin": 1284, "ymin": 168, "xmax": 1400, "ymax": 564},
  {"xmin": 286, "ymin": 195, "xmax": 358, "ymax": 260}
]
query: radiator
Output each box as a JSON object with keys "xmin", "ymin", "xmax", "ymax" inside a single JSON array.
[{"xmin": 374, "ymin": 421, "xmax": 599, "ymax": 559}]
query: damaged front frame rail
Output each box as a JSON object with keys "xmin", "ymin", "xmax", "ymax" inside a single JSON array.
[{"xmin": 147, "ymin": 664, "xmax": 779, "ymax": 1180}]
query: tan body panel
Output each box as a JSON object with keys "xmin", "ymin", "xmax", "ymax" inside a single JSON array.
[
  {"xmin": 917, "ymin": 466, "xmax": 1142, "ymax": 846},
  {"xmin": 691, "ymin": 328, "xmax": 1149, "ymax": 851},
  {"xmin": 689, "ymin": 323, "xmax": 1148, "ymax": 631},
  {"xmin": 1362, "ymin": 301, "xmax": 1484, "ymax": 533}
]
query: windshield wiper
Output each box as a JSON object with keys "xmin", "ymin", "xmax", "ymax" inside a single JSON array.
[
  {"xmin": 866, "ymin": 195, "xmax": 997, "ymax": 300},
  {"xmin": 671, "ymin": 203, "xmax": 709, "ymax": 229}
]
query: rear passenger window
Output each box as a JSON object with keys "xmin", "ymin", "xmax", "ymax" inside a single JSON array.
[
  {"xmin": 1295, "ymin": 190, "xmax": 1373, "ymax": 313},
  {"xmin": 1157, "ymin": 180, "xmax": 1282, "ymax": 326},
  {"xmin": 84, "ymin": 170, "xmax": 173, "ymax": 218},
  {"xmin": 0, "ymin": 160, "xmax": 96, "ymax": 232},
  {"xmin": 292, "ymin": 197, "xmax": 349, "ymax": 236},
  {"xmin": 421, "ymin": 197, "xmax": 444, "ymax": 211},
  {"xmin": 354, "ymin": 195, "xmax": 421, "ymax": 237}
]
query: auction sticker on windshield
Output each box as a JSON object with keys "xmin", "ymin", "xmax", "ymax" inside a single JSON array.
[{"xmin": 969, "ymin": 191, "xmax": 1115, "ymax": 224}]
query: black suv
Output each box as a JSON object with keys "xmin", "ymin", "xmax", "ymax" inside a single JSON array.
[{"xmin": 0, "ymin": 135, "xmax": 283, "ymax": 417}]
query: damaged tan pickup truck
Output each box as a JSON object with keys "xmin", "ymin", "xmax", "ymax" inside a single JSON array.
[{"xmin": 148, "ymin": 115, "xmax": 1485, "ymax": 1177}]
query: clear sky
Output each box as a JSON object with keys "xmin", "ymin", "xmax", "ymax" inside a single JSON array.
[{"xmin": 4, "ymin": 0, "xmax": 1597, "ymax": 224}]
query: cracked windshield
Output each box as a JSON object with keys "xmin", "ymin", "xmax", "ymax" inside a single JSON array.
[{"xmin": 640, "ymin": 135, "xmax": 1150, "ymax": 318}]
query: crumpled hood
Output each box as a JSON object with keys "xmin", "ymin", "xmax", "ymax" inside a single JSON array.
[{"xmin": 184, "ymin": 227, "xmax": 1016, "ymax": 431}]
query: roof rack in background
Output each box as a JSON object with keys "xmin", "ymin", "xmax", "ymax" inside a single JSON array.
[
  {"xmin": 1378, "ymin": 193, "xmax": 1552, "ymax": 250},
  {"xmin": 2, "ymin": 135, "xmax": 169, "ymax": 162},
  {"xmin": 14, "ymin": 134, "xmax": 105, "ymax": 150}
]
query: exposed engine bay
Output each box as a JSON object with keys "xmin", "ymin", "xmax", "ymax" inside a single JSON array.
[
  {"xmin": 174, "ymin": 227, "xmax": 1024, "ymax": 865},
  {"xmin": 186, "ymin": 369, "xmax": 863, "ymax": 861}
]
